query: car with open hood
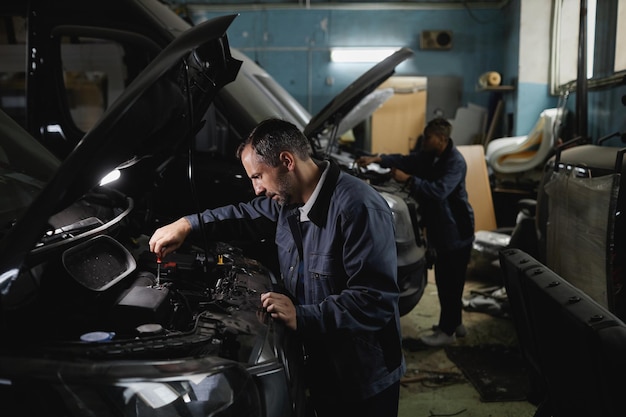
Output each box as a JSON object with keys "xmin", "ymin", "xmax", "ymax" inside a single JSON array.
[
  {"xmin": 0, "ymin": 3, "xmax": 427, "ymax": 415},
  {"xmin": 0, "ymin": 0, "xmax": 428, "ymax": 317},
  {"xmin": 0, "ymin": 15, "xmax": 312, "ymax": 417}
]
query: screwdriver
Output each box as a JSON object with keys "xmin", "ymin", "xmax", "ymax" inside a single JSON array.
[{"xmin": 156, "ymin": 256, "xmax": 162, "ymax": 286}]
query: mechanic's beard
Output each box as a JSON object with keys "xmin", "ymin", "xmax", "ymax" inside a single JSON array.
[{"xmin": 275, "ymin": 171, "xmax": 294, "ymax": 206}]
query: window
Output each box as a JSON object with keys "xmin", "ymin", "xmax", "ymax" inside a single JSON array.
[
  {"xmin": 60, "ymin": 36, "xmax": 130, "ymax": 132},
  {"xmin": 614, "ymin": 0, "xmax": 626, "ymax": 72},
  {"xmin": 550, "ymin": 0, "xmax": 597, "ymax": 94}
]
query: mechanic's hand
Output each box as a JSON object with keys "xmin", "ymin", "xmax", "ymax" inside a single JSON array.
[
  {"xmin": 149, "ymin": 217, "xmax": 192, "ymax": 258},
  {"xmin": 355, "ymin": 155, "xmax": 382, "ymax": 167},
  {"xmin": 261, "ymin": 292, "xmax": 297, "ymax": 330},
  {"xmin": 391, "ymin": 167, "xmax": 411, "ymax": 183}
]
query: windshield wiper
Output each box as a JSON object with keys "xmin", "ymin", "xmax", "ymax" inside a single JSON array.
[{"xmin": 39, "ymin": 217, "xmax": 104, "ymax": 245}]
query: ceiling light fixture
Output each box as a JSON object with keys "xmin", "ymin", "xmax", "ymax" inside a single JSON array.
[{"xmin": 330, "ymin": 47, "xmax": 401, "ymax": 63}]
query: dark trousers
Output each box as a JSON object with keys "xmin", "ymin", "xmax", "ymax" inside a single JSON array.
[
  {"xmin": 310, "ymin": 381, "xmax": 400, "ymax": 417},
  {"xmin": 433, "ymin": 243, "xmax": 472, "ymax": 335}
]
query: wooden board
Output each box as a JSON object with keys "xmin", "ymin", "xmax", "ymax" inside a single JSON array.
[
  {"xmin": 458, "ymin": 145, "xmax": 497, "ymax": 231},
  {"xmin": 371, "ymin": 76, "xmax": 427, "ymax": 155}
]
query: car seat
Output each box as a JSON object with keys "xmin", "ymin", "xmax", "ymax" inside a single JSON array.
[{"xmin": 486, "ymin": 108, "xmax": 565, "ymax": 175}]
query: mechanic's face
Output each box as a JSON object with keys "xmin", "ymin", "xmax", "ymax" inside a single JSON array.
[
  {"xmin": 420, "ymin": 133, "xmax": 447, "ymax": 154},
  {"xmin": 241, "ymin": 145, "xmax": 295, "ymax": 206}
]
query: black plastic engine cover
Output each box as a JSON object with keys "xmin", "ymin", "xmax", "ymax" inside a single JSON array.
[{"xmin": 111, "ymin": 286, "xmax": 172, "ymax": 332}]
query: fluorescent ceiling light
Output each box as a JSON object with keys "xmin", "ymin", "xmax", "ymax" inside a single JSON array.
[{"xmin": 330, "ymin": 47, "xmax": 400, "ymax": 63}]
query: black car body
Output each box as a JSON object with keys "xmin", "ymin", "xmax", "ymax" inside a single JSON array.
[
  {"xmin": 0, "ymin": 2, "xmax": 427, "ymax": 415},
  {"xmin": 1, "ymin": 0, "xmax": 309, "ymax": 212},
  {"xmin": 0, "ymin": 0, "xmax": 427, "ymax": 316},
  {"xmin": 0, "ymin": 15, "xmax": 308, "ymax": 416}
]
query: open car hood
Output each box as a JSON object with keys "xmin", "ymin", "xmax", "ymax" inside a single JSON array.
[
  {"xmin": 53, "ymin": 14, "xmax": 242, "ymax": 211},
  {"xmin": 0, "ymin": 14, "xmax": 242, "ymax": 292},
  {"xmin": 303, "ymin": 47, "xmax": 414, "ymax": 154}
]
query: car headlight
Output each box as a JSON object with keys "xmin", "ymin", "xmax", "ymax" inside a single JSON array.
[
  {"xmin": 0, "ymin": 357, "xmax": 263, "ymax": 417},
  {"xmin": 118, "ymin": 367, "xmax": 262, "ymax": 416}
]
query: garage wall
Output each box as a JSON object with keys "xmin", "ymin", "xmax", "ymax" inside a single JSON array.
[
  {"xmin": 171, "ymin": 1, "xmax": 626, "ymax": 145},
  {"xmin": 184, "ymin": 3, "xmax": 515, "ymax": 120},
  {"xmin": 514, "ymin": 0, "xmax": 556, "ymax": 136}
]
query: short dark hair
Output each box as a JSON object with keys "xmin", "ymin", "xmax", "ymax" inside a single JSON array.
[
  {"xmin": 237, "ymin": 118, "xmax": 312, "ymax": 167},
  {"xmin": 424, "ymin": 117, "xmax": 452, "ymax": 139}
]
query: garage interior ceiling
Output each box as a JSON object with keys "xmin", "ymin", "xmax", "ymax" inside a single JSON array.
[{"xmin": 183, "ymin": 0, "xmax": 510, "ymax": 10}]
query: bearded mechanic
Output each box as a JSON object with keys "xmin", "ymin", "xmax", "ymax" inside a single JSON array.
[{"xmin": 149, "ymin": 118, "xmax": 405, "ymax": 417}]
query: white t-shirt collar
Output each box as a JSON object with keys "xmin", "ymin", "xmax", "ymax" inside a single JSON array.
[{"xmin": 298, "ymin": 160, "xmax": 330, "ymax": 222}]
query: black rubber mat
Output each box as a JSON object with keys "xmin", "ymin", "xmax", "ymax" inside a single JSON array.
[{"xmin": 444, "ymin": 344, "xmax": 530, "ymax": 402}]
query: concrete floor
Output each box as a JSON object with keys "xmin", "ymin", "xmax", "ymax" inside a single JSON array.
[{"xmin": 398, "ymin": 269, "xmax": 539, "ymax": 417}]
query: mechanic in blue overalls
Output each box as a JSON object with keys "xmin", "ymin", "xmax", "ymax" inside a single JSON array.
[
  {"xmin": 357, "ymin": 117, "xmax": 475, "ymax": 347},
  {"xmin": 150, "ymin": 118, "xmax": 405, "ymax": 417}
]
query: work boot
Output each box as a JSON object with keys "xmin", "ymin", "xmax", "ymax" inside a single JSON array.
[
  {"xmin": 432, "ymin": 324, "xmax": 467, "ymax": 337},
  {"xmin": 420, "ymin": 330, "xmax": 456, "ymax": 347}
]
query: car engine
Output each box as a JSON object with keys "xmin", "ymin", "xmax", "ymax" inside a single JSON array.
[{"xmin": 4, "ymin": 186, "xmax": 279, "ymax": 366}]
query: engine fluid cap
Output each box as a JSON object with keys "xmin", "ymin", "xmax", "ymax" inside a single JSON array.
[
  {"xmin": 136, "ymin": 323, "xmax": 164, "ymax": 335},
  {"xmin": 80, "ymin": 331, "xmax": 115, "ymax": 342}
]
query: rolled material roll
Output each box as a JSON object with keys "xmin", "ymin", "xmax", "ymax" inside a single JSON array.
[{"xmin": 478, "ymin": 71, "xmax": 502, "ymax": 87}]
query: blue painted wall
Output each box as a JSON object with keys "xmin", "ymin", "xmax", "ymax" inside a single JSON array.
[
  {"xmin": 516, "ymin": 82, "xmax": 556, "ymax": 134},
  {"xmin": 188, "ymin": 5, "xmax": 514, "ymax": 118},
  {"xmin": 174, "ymin": 1, "xmax": 625, "ymax": 146}
]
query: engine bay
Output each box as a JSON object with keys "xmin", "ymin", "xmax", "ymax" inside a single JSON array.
[{"xmin": 4, "ymin": 187, "xmax": 278, "ymax": 364}]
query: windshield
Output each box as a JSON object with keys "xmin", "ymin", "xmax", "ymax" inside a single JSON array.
[{"xmin": 0, "ymin": 110, "xmax": 60, "ymax": 235}]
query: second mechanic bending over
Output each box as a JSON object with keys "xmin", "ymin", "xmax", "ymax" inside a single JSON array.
[{"xmin": 356, "ymin": 117, "xmax": 475, "ymax": 347}]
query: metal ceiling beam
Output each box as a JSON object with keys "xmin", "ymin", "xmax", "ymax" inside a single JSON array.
[{"xmin": 186, "ymin": 0, "xmax": 510, "ymax": 13}]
